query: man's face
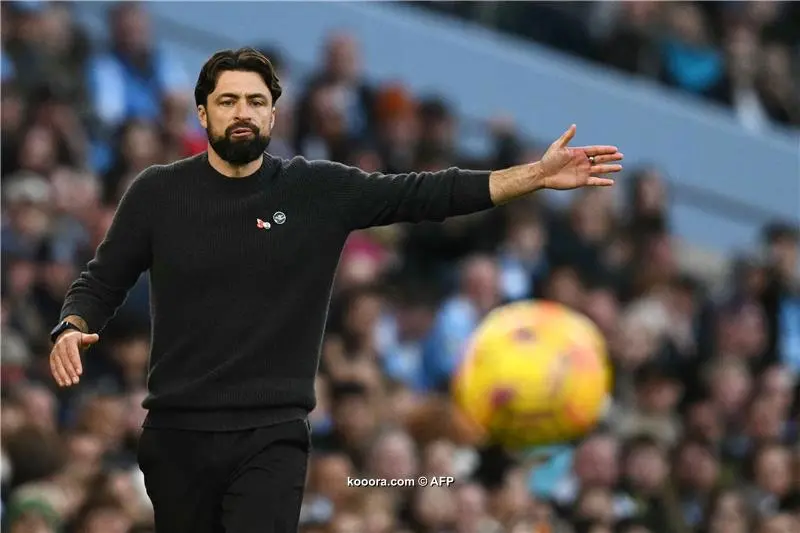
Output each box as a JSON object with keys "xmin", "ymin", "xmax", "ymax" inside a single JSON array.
[
  {"xmin": 575, "ymin": 436, "xmax": 619, "ymax": 487},
  {"xmin": 677, "ymin": 443, "xmax": 719, "ymax": 491},
  {"xmin": 755, "ymin": 447, "xmax": 791, "ymax": 496},
  {"xmin": 625, "ymin": 445, "xmax": 668, "ymax": 494},
  {"xmin": 199, "ymin": 70, "xmax": 275, "ymax": 166}
]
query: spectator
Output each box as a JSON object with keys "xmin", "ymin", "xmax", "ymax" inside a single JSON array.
[
  {"xmin": 421, "ymin": 255, "xmax": 501, "ymax": 392},
  {"xmin": 294, "ymin": 32, "xmax": 375, "ymax": 159},
  {"xmin": 86, "ymin": 2, "xmax": 190, "ymax": 172},
  {"xmin": 600, "ymin": 2, "xmax": 663, "ymax": 78},
  {"xmin": 416, "ymin": 2, "xmax": 800, "ymax": 130}
]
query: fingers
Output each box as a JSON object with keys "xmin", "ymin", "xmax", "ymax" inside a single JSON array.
[
  {"xmin": 50, "ymin": 352, "xmax": 66, "ymax": 386},
  {"xmin": 50, "ymin": 336, "xmax": 86, "ymax": 387},
  {"xmin": 589, "ymin": 153, "xmax": 624, "ymax": 164},
  {"xmin": 590, "ymin": 163, "xmax": 623, "ymax": 175},
  {"xmin": 82, "ymin": 333, "xmax": 100, "ymax": 347},
  {"xmin": 577, "ymin": 146, "xmax": 620, "ymax": 156},
  {"xmin": 587, "ymin": 176, "xmax": 615, "ymax": 187},
  {"xmin": 60, "ymin": 343, "xmax": 81, "ymax": 385},
  {"xmin": 68, "ymin": 342, "xmax": 84, "ymax": 377},
  {"xmin": 51, "ymin": 351, "xmax": 72, "ymax": 387},
  {"xmin": 554, "ymin": 124, "xmax": 577, "ymax": 148}
]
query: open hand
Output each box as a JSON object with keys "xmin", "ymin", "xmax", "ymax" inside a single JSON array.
[
  {"xmin": 540, "ymin": 125, "xmax": 623, "ymax": 190},
  {"xmin": 50, "ymin": 330, "xmax": 99, "ymax": 387}
]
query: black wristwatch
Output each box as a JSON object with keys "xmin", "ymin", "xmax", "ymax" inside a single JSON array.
[{"xmin": 50, "ymin": 320, "xmax": 83, "ymax": 344}]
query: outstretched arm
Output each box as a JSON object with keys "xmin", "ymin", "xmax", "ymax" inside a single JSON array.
[
  {"xmin": 312, "ymin": 159, "xmax": 494, "ymax": 231},
  {"xmin": 314, "ymin": 125, "xmax": 623, "ymax": 232}
]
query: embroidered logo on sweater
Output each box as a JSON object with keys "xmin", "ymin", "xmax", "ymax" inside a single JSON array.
[{"xmin": 256, "ymin": 218, "xmax": 271, "ymax": 230}]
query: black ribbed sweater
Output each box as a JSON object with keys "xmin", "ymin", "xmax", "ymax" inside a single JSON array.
[{"xmin": 60, "ymin": 152, "xmax": 494, "ymax": 431}]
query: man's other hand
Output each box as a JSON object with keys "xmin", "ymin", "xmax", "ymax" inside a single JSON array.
[{"xmin": 50, "ymin": 331, "xmax": 99, "ymax": 387}]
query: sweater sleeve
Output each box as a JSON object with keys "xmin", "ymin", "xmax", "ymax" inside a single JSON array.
[
  {"xmin": 59, "ymin": 168, "xmax": 156, "ymax": 333},
  {"xmin": 307, "ymin": 159, "xmax": 495, "ymax": 232}
]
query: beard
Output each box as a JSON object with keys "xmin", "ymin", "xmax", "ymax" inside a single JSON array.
[{"xmin": 207, "ymin": 121, "xmax": 271, "ymax": 166}]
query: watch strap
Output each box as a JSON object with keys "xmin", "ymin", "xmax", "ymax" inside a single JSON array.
[{"xmin": 50, "ymin": 321, "xmax": 82, "ymax": 344}]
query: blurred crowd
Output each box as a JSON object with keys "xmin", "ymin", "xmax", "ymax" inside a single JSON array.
[
  {"xmin": 2, "ymin": 2, "xmax": 800, "ymax": 533},
  {"xmin": 420, "ymin": 1, "xmax": 800, "ymax": 132}
]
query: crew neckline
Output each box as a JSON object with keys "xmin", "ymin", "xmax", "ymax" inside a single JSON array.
[{"xmin": 202, "ymin": 152, "xmax": 277, "ymax": 191}]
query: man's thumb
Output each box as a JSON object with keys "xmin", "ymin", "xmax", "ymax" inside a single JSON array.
[
  {"xmin": 555, "ymin": 124, "xmax": 576, "ymax": 148},
  {"xmin": 82, "ymin": 333, "xmax": 100, "ymax": 345}
]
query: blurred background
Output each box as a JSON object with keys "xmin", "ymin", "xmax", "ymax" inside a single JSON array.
[{"xmin": 1, "ymin": 1, "xmax": 799, "ymax": 533}]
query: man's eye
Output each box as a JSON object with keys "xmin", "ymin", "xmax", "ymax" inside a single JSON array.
[
  {"xmin": 251, "ymin": 100, "xmax": 265, "ymax": 107},
  {"xmin": 220, "ymin": 101, "xmax": 234, "ymax": 107}
]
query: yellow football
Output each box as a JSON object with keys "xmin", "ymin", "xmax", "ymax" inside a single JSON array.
[{"xmin": 451, "ymin": 300, "xmax": 612, "ymax": 449}]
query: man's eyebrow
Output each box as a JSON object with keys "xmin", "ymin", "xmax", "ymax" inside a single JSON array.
[{"xmin": 216, "ymin": 92, "xmax": 269, "ymax": 100}]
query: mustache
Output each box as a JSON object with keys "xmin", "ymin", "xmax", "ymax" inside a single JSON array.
[{"xmin": 225, "ymin": 122, "xmax": 259, "ymax": 136}]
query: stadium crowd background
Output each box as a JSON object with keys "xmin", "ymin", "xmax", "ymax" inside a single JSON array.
[
  {"xmin": 421, "ymin": 1, "xmax": 800, "ymax": 133},
  {"xmin": 1, "ymin": 2, "xmax": 799, "ymax": 533}
]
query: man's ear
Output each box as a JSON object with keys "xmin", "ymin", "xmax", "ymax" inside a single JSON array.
[
  {"xmin": 197, "ymin": 105, "xmax": 208, "ymax": 129},
  {"xmin": 270, "ymin": 107, "xmax": 276, "ymax": 130}
]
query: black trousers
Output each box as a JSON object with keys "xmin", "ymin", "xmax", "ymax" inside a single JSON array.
[{"xmin": 137, "ymin": 418, "xmax": 311, "ymax": 533}]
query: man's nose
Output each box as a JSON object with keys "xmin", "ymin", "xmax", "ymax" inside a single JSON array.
[{"xmin": 233, "ymin": 102, "xmax": 255, "ymax": 121}]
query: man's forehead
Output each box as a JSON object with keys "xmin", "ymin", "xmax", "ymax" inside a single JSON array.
[{"xmin": 212, "ymin": 71, "xmax": 271, "ymax": 96}]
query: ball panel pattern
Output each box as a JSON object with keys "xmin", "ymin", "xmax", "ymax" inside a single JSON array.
[{"xmin": 452, "ymin": 300, "xmax": 612, "ymax": 448}]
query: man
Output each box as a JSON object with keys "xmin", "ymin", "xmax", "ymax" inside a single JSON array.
[{"xmin": 48, "ymin": 48, "xmax": 623, "ymax": 533}]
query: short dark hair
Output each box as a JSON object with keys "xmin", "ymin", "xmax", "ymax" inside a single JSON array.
[
  {"xmin": 622, "ymin": 433, "xmax": 662, "ymax": 462},
  {"xmin": 194, "ymin": 47, "xmax": 282, "ymax": 108}
]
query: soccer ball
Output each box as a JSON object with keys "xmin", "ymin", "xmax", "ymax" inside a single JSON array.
[{"xmin": 451, "ymin": 300, "xmax": 611, "ymax": 449}]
